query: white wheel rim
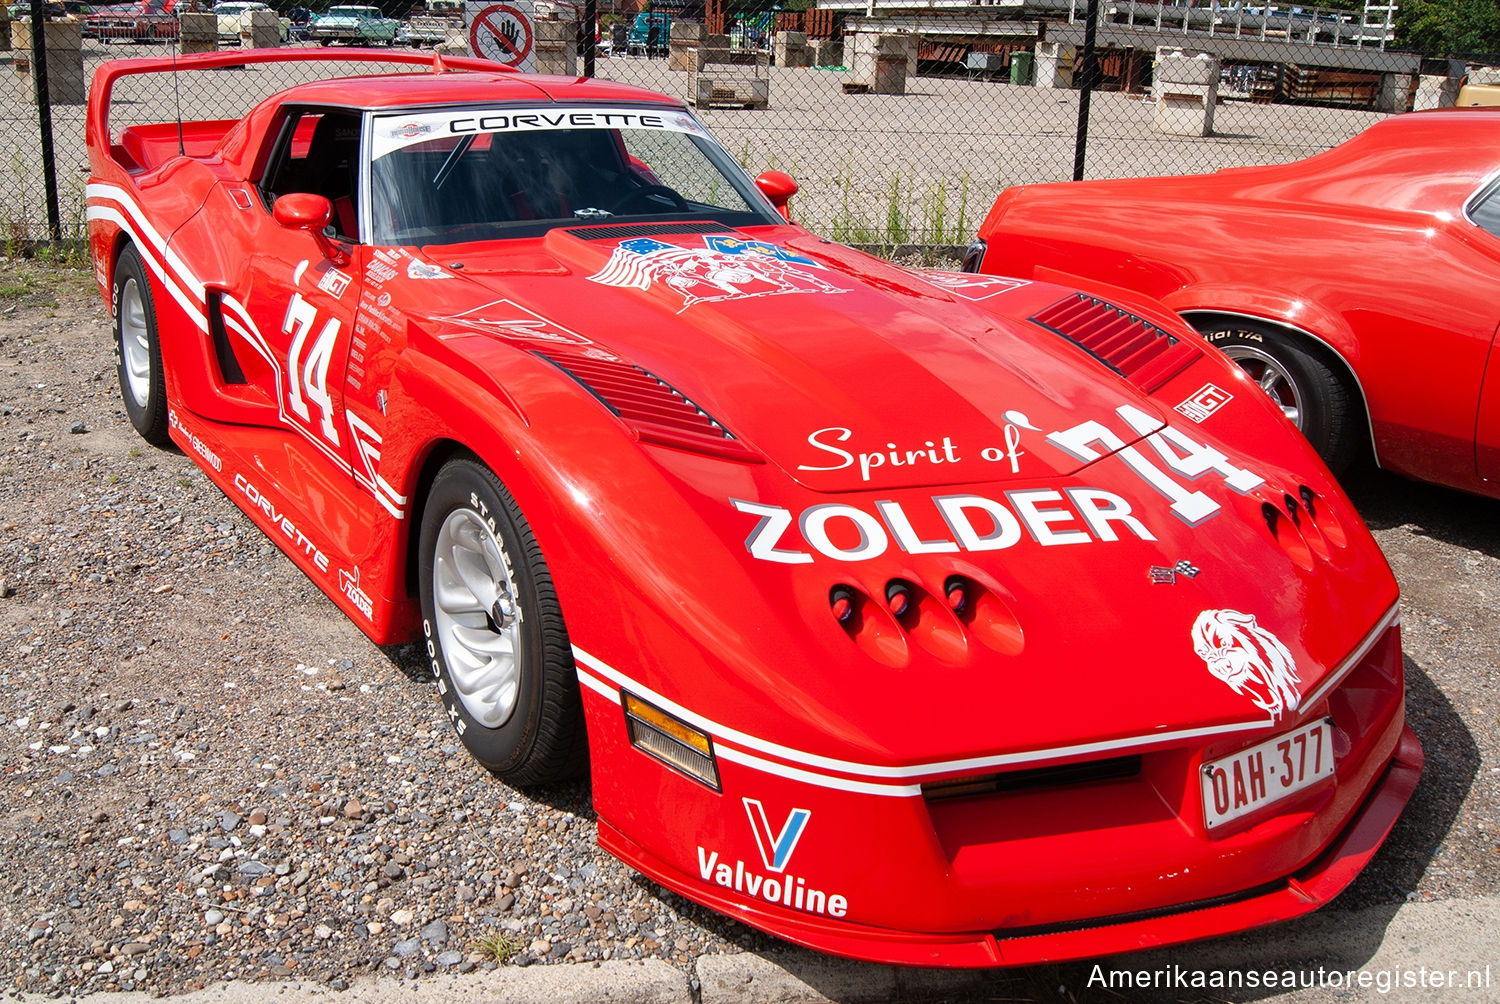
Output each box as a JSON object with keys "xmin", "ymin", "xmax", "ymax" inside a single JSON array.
[
  {"xmin": 432, "ymin": 508, "xmax": 523, "ymax": 728},
  {"xmin": 1223, "ymin": 344, "xmax": 1303, "ymax": 428},
  {"xmin": 119, "ymin": 277, "xmax": 152, "ymax": 410}
]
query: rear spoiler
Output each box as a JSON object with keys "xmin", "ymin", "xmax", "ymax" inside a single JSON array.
[{"xmin": 86, "ymin": 47, "xmax": 516, "ymax": 161}]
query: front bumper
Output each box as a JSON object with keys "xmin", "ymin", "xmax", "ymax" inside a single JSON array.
[
  {"xmin": 600, "ymin": 725, "xmax": 1421, "ymax": 966},
  {"xmin": 586, "ymin": 618, "xmax": 1421, "ymax": 967}
]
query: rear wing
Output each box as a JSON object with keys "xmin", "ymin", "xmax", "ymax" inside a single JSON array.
[{"xmin": 86, "ymin": 47, "xmax": 516, "ymax": 172}]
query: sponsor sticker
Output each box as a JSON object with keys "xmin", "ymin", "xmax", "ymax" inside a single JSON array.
[
  {"xmin": 317, "ymin": 267, "xmax": 352, "ymax": 299},
  {"xmin": 921, "ymin": 271, "xmax": 1030, "ymax": 300},
  {"xmin": 1175, "ymin": 383, "xmax": 1233, "ymax": 423},
  {"xmin": 438, "ymin": 299, "xmax": 593, "ymax": 344},
  {"xmin": 589, "ymin": 237, "xmax": 845, "ymax": 312},
  {"xmin": 407, "ymin": 259, "xmax": 452, "ymax": 281},
  {"xmin": 695, "ymin": 799, "xmax": 848, "ymax": 919}
]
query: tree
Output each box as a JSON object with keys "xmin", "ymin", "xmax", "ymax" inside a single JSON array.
[{"xmin": 1397, "ymin": 0, "xmax": 1500, "ymax": 54}]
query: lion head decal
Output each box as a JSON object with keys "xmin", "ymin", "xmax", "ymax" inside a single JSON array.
[{"xmin": 1191, "ymin": 609, "xmax": 1302, "ymax": 722}]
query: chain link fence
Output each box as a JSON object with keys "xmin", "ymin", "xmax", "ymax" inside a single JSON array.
[{"xmin": 0, "ymin": 0, "xmax": 1482, "ymax": 248}]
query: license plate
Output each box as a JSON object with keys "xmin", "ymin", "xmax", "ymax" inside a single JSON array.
[{"xmin": 1200, "ymin": 718, "xmax": 1336, "ymax": 830}]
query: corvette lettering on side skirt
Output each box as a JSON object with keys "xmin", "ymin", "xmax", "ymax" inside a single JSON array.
[{"xmin": 234, "ymin": 473, "xmax": 331, "ymax": 574}]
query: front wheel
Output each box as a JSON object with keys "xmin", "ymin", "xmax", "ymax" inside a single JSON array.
[
  {"xmin": 1193, "ymin": 317, "xmax": 1359, "ymax": 474},
  {"xmin": 418, "ymin": 458, "xmax": 587, "ymax": 785},
  {"xmin": 113, "ymin": 245, "xmax": 170, "ymax": 445}
]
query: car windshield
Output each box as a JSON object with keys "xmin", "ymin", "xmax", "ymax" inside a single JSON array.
[
  {"xmin": 326, "ymin": 6, "xmax": 373, "ymax": 14},
  {"xmin": 368, "ymin": 105, "xmax": 780, "ymax": 246}
]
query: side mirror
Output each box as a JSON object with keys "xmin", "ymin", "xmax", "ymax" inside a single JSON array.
[
  {"xmin": 755, "ymin": 170, "xmax": 798, "ymax": 221},
  {"xmin": 272, "ymin": 193, "xmax": 350, "ymax": 266}
]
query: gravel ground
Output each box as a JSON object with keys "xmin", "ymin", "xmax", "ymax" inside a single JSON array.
[{"xmin": 0, "ymin": 258, "xmax": 1495, "ymax": 1001}]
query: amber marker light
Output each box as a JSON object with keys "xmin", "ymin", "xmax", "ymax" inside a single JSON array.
[{"xmin": 623, "ymin": 693, "xmax": 720, "ymax": 790}]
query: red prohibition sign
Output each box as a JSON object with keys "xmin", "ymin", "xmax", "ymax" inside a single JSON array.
[{"xmin": 470, "ymin": 3, "xmax": 534, "ymax": 66}]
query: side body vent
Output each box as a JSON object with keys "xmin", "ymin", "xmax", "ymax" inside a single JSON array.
[
  {"xmin": 1031, "ymin": 294, "xmax": 1200, "ymax": 393},
  {"xmin": 535, "ymin": 350, "xmax": 760, "ymax": 462},
  {"xmin": 564, "ymin": 222, "xmax": 731, "ymax": 241}
]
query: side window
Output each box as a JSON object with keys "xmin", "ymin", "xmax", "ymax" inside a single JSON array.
[
  {"xmin": 1468, "ymin": 177, "xmax": 1500, "ymax": 241},
  {"xmin": 619, "ymin": 130, "xmax": 752, "ymax": 212},
  {"xmin": 261, "ymin": 108, "xmax": 364, "ymax": 242}
]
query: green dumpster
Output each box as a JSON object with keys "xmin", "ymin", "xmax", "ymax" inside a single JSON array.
[{"xmin": 1010, "ymin": 50, "xmax": 1034, "ymax": 85}]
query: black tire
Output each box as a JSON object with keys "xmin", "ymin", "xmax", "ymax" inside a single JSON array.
[
  {"xmin": 112, "ymin": 245, "xmax": 170, "ymax": 446},
  {"xmin": 418, "ymin": 458, "xmax": 587, "ymax": 785},
  {"xmin": 1193, "ymin": 316, "xmax": 1360, "ymax": 474}
]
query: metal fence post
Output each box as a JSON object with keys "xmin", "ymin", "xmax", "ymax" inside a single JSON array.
[
  {"xmin": 29, "ymin": 0, "xmax": 63, "ymax": 242},
  {"xmin": 582, "ymin": 0, "xmax": 596, "ymax": 77},
  {"xmin": 1071, "ymin": 0, "xmax": 1100, "ymax": 182}
]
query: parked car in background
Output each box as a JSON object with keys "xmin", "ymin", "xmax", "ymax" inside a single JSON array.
[
  {"xmin": 213, "ymin": 0, "xmax": 288, "ymax": 42},
  {"xmin": 310, "ymin": 4, "xmax": 398, "ymax": 44},
  {"xmin": 7, "ymin": 0, "xmax": 97, "ymax": 20},
  {"xmin": 626, "ymin": 9, "xmax": 668, "ymax": 56},
  {"xmin": 398, "ymin": 0, "xmax": 461, "ymax": 46},
  {"xmin": 87, "ymin": 0, "xmax": 179, "ymax": 41},
  {"xmin": 87, "ymin": 47, "xmax": 1419, "ymax": 969},
  {"xmin": 967, "ymin": 109, "xmax": 1500, "ymax": 499},
  {"xmin": 286, "ymin": 4, "xmax": 312, "ymax": 38}
]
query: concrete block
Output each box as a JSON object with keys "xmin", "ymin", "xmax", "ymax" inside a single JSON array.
[
  {"xmin": 240, "ymin": 8, "xmax": 280, "ymax": 49},
  {"xmin": 1377, "ymin": 71, "xmax": 1415, "ymax": 112},
  {"xmin": 1035, "ymin": 40, "xmax": 1074, "ymax": 89},
  {"xmin": 1156, "ymin": 46, "xmax": 1219, "ymax": 86},
  {"xmin": 810, "ymin": 38, "xmax": 841, "ymax": 66},
  {"xmin": 1155, "ymin": 89, "xmax": 1216, "ymax": 136},
  {"xmin": 773, "ymin": 29, "xmax": 809, "ymax": 68},
  {"xmin": 179, "ymin": 11, "xmax": 217, "ymax": 53},
  {"xmin": 848, "ymin": 33, "xmax": 911, "ymax": 94},
  {"xmin": 11, "ymin": 19, "xmax": 84, "ymax": 105},
  {"xmin": 1413, "ymin": 72, "xmax": 1461, "ymax": 110},
  {"xmin": 534, "ymin": 17, "xmax": 577, "ymax": 75}
]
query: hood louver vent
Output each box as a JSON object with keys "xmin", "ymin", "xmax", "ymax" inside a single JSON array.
[
  {"xmin": 565, "ymin": 222, "xmax": 731, "ymax": 241},
  {"xmin": 536, "ymin": 350, "xmax": 760, "ymax": 462},
  {"xmin": 1031, "ymin": 294, "xmax": 1200, "ymax": 393}
]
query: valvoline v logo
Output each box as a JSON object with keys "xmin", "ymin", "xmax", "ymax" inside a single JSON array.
[{"xmin": 743, "ymin": 798, "xmax": 810, "ymax": 874}]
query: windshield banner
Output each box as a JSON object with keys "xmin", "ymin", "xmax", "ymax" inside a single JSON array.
[{"xmin": 371, "ymin": 106, "xmax": 708, "ymax": 160}]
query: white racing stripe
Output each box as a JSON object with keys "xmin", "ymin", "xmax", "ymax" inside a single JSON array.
[
  {"xmin": 86, "ymin": 182, "xmax": 406, "ymax": 518},
  {"xmin": 571, "ymin": 601, "xmax": 1401, "ymax": 797}
]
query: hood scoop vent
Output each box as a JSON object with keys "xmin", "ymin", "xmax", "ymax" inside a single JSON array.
[
  {"xmin": 534, "ymin": 350, "xmax": 761, "ymax": 463},
  {"xmin": 1030, "ymin": 294, "xmax": 1200, "ymax": 393},
  {"xmin": 564, "ymin": 221, "xmax": 733, "ymax": 241}
]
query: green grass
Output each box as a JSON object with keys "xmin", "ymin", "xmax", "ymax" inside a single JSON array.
[{"xmin": 469, "ymin": 931, "xmax": 522, "ymax": 964}]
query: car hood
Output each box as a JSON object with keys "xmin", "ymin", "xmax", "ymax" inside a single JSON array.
[
  {"xmin": 419, "ymin": 226, "xmax": 1175, "ymax": 492},
  {"xmin": 393, "ymin": 229, "xmax": 1397, "ymax": 765}
]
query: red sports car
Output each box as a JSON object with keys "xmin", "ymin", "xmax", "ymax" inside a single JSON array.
[
  {"xmin": 86, "ymin": 49, "xmax": 1420, "ymax": 967},
  {"xmin": 966, "ymin": 109, "xmax": 1500, "ymax": 497}
]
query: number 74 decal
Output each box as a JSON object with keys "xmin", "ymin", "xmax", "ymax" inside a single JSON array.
[
  {"xmin": 279, "ymin": 291, "xmax": 408, "ymax": 519},
  {"xmin": 1047, "ymin": 404, "xmax": 1264, "ymax": 525},
  {"xmin": 283, "ymin": 292, "xmax": 342, "ymax": 446}
]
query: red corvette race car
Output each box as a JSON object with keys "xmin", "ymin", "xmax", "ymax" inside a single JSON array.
[
  {"xmin": 86, "ymin": 50, "xmax": 1420, "ymax": 967},
  {"xmin": 966, "ymin": 109, "xmax": 1500, "ymax": 497}
]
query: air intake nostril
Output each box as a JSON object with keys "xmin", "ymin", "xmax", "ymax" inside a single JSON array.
[
  {"xmin": 886, "ymin": 580, "xmax": 913, "ymax": 620},
  {"xmin": 1262, "ymin": 499, "xmax": 1314, "ymax": 570}
]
